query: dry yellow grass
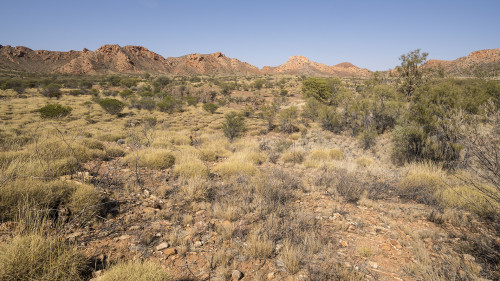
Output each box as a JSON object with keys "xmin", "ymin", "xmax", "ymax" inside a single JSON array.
[
  {"xmin": 212, "ymin": 159, "xmax": 259, "ymax": 178},
  {"xmin": 122, "ymin": 148, "xmax": 175, "ymax": 170}
]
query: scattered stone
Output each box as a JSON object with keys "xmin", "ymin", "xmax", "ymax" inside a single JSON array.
[
  {"xmin": 156, "ymin": 242, "xmax": 169, "ymax": 251},
  {"xmin": 231, "ymin": 269, "xmax": 243, "ymax": 280},
  {"xmin": 193, "ymin": 240, "xmax": 203, "ymax": 247},
  {"xmin": 164, "ymin": 248, "xmax": 177, "ymax": 257},
  {"xmin": 117, "ymin": 139, "xmax": 126, "ymax": 144},
  {"xmin": 463, "ymin": 254, "xmax": 475, "ymax": 262},
  {"xmin": 118, "ymin": 235, "xmax": 131, "ymax": 240},
  {"xmin": 267, "ymin": 272, "xmax": 275, "ymax": 279},
  {"xmin": 368, "ymin": 261, "xmax": 378, "ymax": 269},
  {"xmin": 340, "ymin": 240, "xmax": 348, "ymax": 247}
]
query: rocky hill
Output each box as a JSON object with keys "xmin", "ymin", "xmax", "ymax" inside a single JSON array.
[
  {"xmin": 0, "ymin": 44, "xmax": 369, "ymax": 77},
  {"xmin": 262, "ymin": 55, "xmax": 372, "ymax": 77},
  {"xmin": 168, "ymin": 52, "xmax": 261, "ymax": 75},
  {"xmin": 424, "ymin": 49, "xmax": 500, "ymax": 76}
]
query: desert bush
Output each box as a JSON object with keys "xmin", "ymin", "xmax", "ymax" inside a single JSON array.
[
  {"xmin": 282, "ymin": 150, "xmax": 305, "ymax": 164},
  {"xmin": 301, "ymin": 77, "xmax": 342, "ymax": 105},
  {"xmin": 42, "ymin": 83, "xmax": 62, "ymax": 98},
  {"xmin": 202, "ymin": 102, "xmax": 219, "ymax": 114},
  {"xmin": 101, "ymin": 260, "xmax": 172, "ymax": 281},
  {"xmin": 399, "ymin": 162, "xmax": 446, "ymax": 205},
  {"xmin": 221, "ymin": 111, "xmax": 246, "ymax": 142},
  {"xmin": 329, "ymin": 148, "xmax": 344, "ymax": 160},
  {"xmin": 279, "ymin": 106, "xmax": 298, "ymax": 133},
  {"xmin": 0, "ymin": 179, "xmax": 103, "ymax": 223},
  {"xmin": 123, "ymin": 149, "xmax": 175, "ymax": 170},
  {"xmin": 198, "ymin": 148, "xmax": 218, "ymax": 162},
  {"xmin": 355, "ymin": 157, "xmax": 374, "ymax": 167},
  {"xmin": 174, "ymin": 160, "xmax": 209, "ymax": 179},
  {"xmin": 157, "ymin": 95, "xmax": 183, "ymax": 113},
  {"xmin": 441, "ymin": 183, "xmax": 500, "ymax": 218},
  {"xmin": 212, "ymin": 160, "xmax": 258, "ymax": 179},
  {"xmin": 246, "ymin": 232, "xmax": 274, "ymax": 259},
  {"xmin": 307, "ymin": 150, "xmax": 330, "ymax": 162},
  {"xmin": 105, "ymin": 146, "xmax": 127, "ymax": 158},
  {"xmin": 280, "ymin": 239, "xmax": 302, "ymax": 274},
  {"xmin": 0, "ymin": 234, "xmax": 88, "ymax": 281},
  {"xmin": 39, "ymin": 103, "xmax": 72, "ymax": 119},
  {"xmin": 334, "ymin": 170, "xmax": 364, "ymax": 203},
  {"xmin": 98, "ymin": 98, "xmax": 126, "ymax": 115},
  {"xmin": 259, "ymin": 104, "xmax": 277, "ymax": 131},
  {"xmin": 81, "ymin": 138, "xmax": 104, "ymax": 150},
  {"xmin": 67, "ymin": 183, "xmax": 103, "ymax": 224},
  {"xmin": 178, "ymin": 176, "xmax": 211, "ymax": 202}
]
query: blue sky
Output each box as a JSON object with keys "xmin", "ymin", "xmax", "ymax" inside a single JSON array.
[{"xmin": 1, "ymin": 0, "xmax": 499, "ymax": 71}]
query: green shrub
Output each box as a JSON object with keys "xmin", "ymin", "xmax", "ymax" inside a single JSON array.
[
  {"xmin": 279, "ymin": 106, "xmax": 298, "ymax": 133},
  {"xmin": 39, "ymin": 104, "xmax": 72, "ymax": 119},
  {"xmin": 98, "ymin": 98, "xmax": 126, "ymax": 115},
  {"xmin": 221, "ymin": 111, "xmax": 246, "ymax": 142},
  {"xmin": 101, "ymin": 261, "xmax": 172, "ymax": 281},
  {"xmin": 0, "ymin": 234, "xmax": 88, "ymax": 281},
  {"xmin": 202, "ymin": 102, "xmax": 219, "ymax": 114},
  {"xmin": 42, "ymin": 83, "xmax": 62, "ymax": 99}
]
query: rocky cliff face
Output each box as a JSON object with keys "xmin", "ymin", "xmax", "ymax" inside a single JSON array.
[{"xmin": 262, "ymin": 55, "xmax": 371, "ymax": 77}]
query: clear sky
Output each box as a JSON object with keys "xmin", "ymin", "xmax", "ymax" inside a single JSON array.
[{"xmin": 1, "ymin": 0, "xmax": 499, "ymax": 71}]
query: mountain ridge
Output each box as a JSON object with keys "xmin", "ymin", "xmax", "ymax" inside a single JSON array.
[{"xmin": 1, "ymin": 44, "xmax": 499, "ymax": 77}]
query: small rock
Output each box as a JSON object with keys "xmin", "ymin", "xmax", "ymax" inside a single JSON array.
[
  {"xmin": 231, "ymin": 269, "xmax": 243, "ymax": 280},
  {"xmin": 164, "ymin": 248, "xmax": 177, "ymax": 257},
  {"xmin": 340, "ymin": 240, "xmax": 348, "ymax": 247},
  {"xmin": 193, "ymin": 240, "xmax": 202, "ymax": 247},
  {"xmin": 156, "ymin": 242, "xmax": 169, "ymax": 251},
  {"xmin": 368, "ymin": 261, "xmax": 378, "ymax": 269},
  {"xmin": 118, "ymin": 235, "xmax": 131, "ymax": 240},
  {"xmin": 117, "ymin": 139, "xmax": 126, "ymax": 144},
  {"xmin": 267, "ymin": 272, "xmax": 275, "ymax": 280}
]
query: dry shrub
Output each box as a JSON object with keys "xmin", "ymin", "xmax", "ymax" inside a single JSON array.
[
  {"xmin": 174, "ymin": 160, "xmax": 209, "ymax": 179},
  {"xmin": 441, "ymin": 183, "xmax": 500, "ymax": 218},
  {"xmin": 67, "ymin": 183, "xmax": 103, "ymax": 224},
  {"xmin": 105, "ymin": 146, "xmax": 126, "ymax": 158},
  {"xmin": 216, "ymin": 221, "xmax": 234, "ymax": 240},
  {"xmin": 280, "ymin": 239, "xmax": 302, "ymax": 274},
  {"xmin": 178, "ymin": 177, "xmax": 211, "ymax": 202},
  {"xmin": 246, "ymin": 232, "xmax": 274, "ymax": 259},
  {"xmin": 101, "ymin": 260, "xmax": 172, "ymax": 281},
  {"xmin": 123, "ymin": 149, "xmax": 175, "ymax": 170},
  {"xmin": 81, "ymin": 138, "xmax": 104, "ymax": 150},
  {"xmin": 0, "ymin": 179, "xmax": 103, "ymax": 224},
  {"xmin": 199, "ymin": 148, "xmax": 218, "ymax": 162},
  {"xmin": 0, "ymin": 234, "xmax": 88, "ymax": 281},
  {"xmin": 399, "ymin": 162, "xmax": 446, "ymax": 205},
  {"xmin": 329, "ymin": 148, "xmax": 344, "ymax": 160},
  {"xmin": 308, "ymin": 150, "xmax": 330, "ymax": 162},
  {"xmin": 282, "ymin": 150, "xmax": 305, "ymax": 164},
  {"xmin": 334, "ymin": 169, "xmax": 364, "ymax": 203},
  {"xmin": 212, "ymin": 160, "xmax": 258, "ymax": 179},
  {"xmin": 170, "ymin": 134, "xmax": 191, "ymax": 146},
  {"xmin": 213, "ymin": 201, "xmax": 242, "ymax": 221},
  {"xmin": 355, "ymin": 157, "xmax": 374, "ymax": 167}
]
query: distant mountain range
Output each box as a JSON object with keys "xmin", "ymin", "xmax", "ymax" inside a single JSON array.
[{"xmin": 0, "ymin": 44, "xmax": 499, "ymax": 77}]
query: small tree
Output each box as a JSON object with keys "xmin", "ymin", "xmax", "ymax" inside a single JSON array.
[
  {"xmin": 202, "ymin": 102, "xmax": 219, "ymax": 114},
  {"xmin": 397, "ymin": 49, "xmax": 428, "ymax": 99},
  {"xmin": 42, "ymin": 83, "xmax": 62, "ymax": 99},
  {"xmin": 259, "ymin": 104, "xmax": 277, "ymax": 131},
  {"xmin": 279, "ymin": 106, "xmax": 298, "ymax": 133},
  {"xmin": 222, "ymin": 111, "xmax": 246, "ymax": 142},
  {"xmin": 98, "ymin": 98, "xmax": 125, "ymax": 115}
]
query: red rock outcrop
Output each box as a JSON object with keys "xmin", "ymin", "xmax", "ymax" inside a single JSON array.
[
  {"xmin": 262, "ymin": 55, "xmax": 371, "ymax": 77},
  {"xmin": 424, "ymin": 49, "xmax": 500, "ymax": 76}
]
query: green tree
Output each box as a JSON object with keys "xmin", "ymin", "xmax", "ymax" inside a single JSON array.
[
  {"xmin": 397, "ymin": 49, "xmax": 428, "ymax": 99},
  {"xmin": 259, "ymin": 104, "xmax": 277, "ymax": 131},
  {"xmin": 98, "ymin": 98, "xmax": 126, "ymax": 115},
  {"xmin": 202, "ymin": 102, "xmax": 219, "ymax": 114},
  {"xmin": 222, "ymin": 111, "xmax": 246, "ymax": 142}
]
